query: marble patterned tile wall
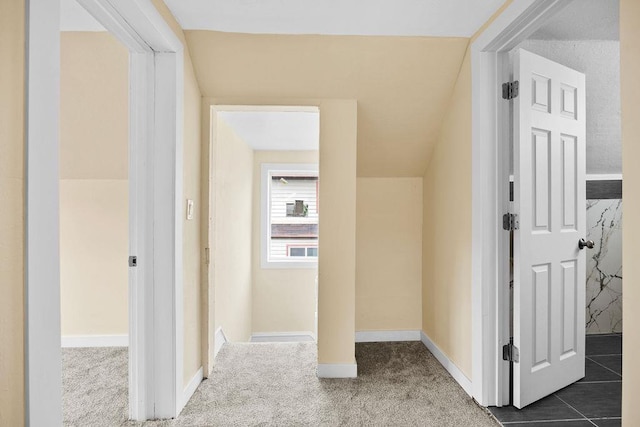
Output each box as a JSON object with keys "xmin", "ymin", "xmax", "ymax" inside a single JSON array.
[{"xmin": 586, "ymin": 199, "xmax": 623, "ymax": 334}]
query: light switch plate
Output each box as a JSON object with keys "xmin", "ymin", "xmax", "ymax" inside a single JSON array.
[{"xmin": 186, "ymin": 199, "xmax": 194, "ymax": 220}]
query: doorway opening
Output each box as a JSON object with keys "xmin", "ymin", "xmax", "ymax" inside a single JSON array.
[
  {"xmin": 58, "ymin": 11, "xmax": 130, "ymax": 424},
  {"xmin": 495, "ymin": 0, "xmax": 623, "ymax": 421},
  {"xmin": 26, "ymin": 0, "xmax": 185, "ymax": 422},
  {"xmin": 205, "ymin": 106, "xmax": 320, "ymax": 359},
  {"xmin": 470, "ymin": 0, "xmax": 622, "ymax": 423},
  {"xmin": 472, "ymin": 0, "xmax": 621, "ymax": 418}
]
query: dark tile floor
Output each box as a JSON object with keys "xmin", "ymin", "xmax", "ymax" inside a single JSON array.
[{"xmin": 490, "ymin": 333, "xmax": 622, "ymax": 427}]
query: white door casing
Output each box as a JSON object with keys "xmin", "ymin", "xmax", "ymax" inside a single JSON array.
[
  {"xmin": 26, "ymin": 0, "xmax": 185, "ymax": 422},
  {"xmin": 513, "ymin": 48, "xmax": 586, "ymax": 408}
]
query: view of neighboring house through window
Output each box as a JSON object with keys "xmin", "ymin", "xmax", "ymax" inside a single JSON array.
[{"xmin": 262, "ymin": 164, "xmax": 319, "ymax": 266}]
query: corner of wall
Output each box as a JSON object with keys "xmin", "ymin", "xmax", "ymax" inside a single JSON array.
[{"xmin": 419, "ymin": 34, "xmax": 474, "ymax": 379}]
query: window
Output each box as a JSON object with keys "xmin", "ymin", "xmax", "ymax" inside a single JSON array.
[
  {"xmin": 261, "ymin": 163, "xmax": 319, "ymax": 268},
  {"xmin": 288, "ymin": 246, "xmax": 318, "ymax": 258}
]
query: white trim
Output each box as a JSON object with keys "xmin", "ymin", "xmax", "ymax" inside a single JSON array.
[
  {"xmin": 317, "ymin": 363, "xmax": 358, "ymax": 378},
  {"xmin": 260, "ymin": 162, "xmax": 319, "ymax": 269},
  {"xmin": 470, "ymin": 0, "xmax": 572, "ymax": 408},
  {"xmin": 355, "ymin": 330, "xmax": 421, "ymax": 343},
  {"xmin": 213, "ymin": 327, "xmax": 227, "ymax": 359},
  {"xmin": 250, "ymin": 332, "xmax": 315, "ymax": 342},
  {"xmin": 126, "ymin": 50, "xmax": 153, "ymax": 422},
  {"xmin": 586, "ymin": 174, "xmax": 623, "ymax": 181},
  {"xmin": 61, "ymin": 335, "xmax": 129, "ymax": 348},
  {"xmin": 213, "ymin": 104, "xmax": 319, "ymax": 114},
  {"xmin": 25, "ymin": 1, "xmax": 63, "ymax": 424},
  {"xmin": 28, "ymin": 0, "xmax": 185, "ymax": 422},
  {"xmin": 181, "ymin": 367, "xmax": 204, "ymax": 408},
  {"xmin": 420, "ymin": 332, "xmax": 472, "ymax": 396},
  {"xmin": 251, "ymin": 331, "xmax": 315, "ymax": 337}
]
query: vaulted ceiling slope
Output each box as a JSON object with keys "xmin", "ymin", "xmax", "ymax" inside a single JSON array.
[
  {"xmin": 165, "ymin": 0, "xmax": 505, "ymax": 37},
  {"xmin": 186, "ymin": 31, "xmax": 469, "ymax": 176}
]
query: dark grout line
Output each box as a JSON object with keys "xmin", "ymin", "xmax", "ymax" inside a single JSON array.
[
  {"xmin": 587, "ymin": 333, "xmax": 622, "ymax": 337},
  {"xmin": 589, "ymin": 417, "xmax": 622, "ymax": 421},
  {"xmin": 579, "ymin": 380, "xmax": 622, "ymax": 384},
  {"xmin": 587, "ymin": 354, "xmax": 622, "ymax": 357},
  {"xmin": 553, "ymin": 393, "xmax": 593, "ymax": 425},
  {"xmin": 585, "ymin": 356, "xmax": 622, "ymax": 378}
]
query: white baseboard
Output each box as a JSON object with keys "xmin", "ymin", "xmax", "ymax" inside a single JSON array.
[
  {"xmin": 586, "ymin": 173, "xmax": 622, "ymax": 181},
  {"xmin": 213, "ymin": 327, "xmax": 227, "ymax": 359},
  {"xmin": 420, "ymin": 331, "xmax": 472, "ymax": 396},
  {"xmin": 251, "ymin": 331, "xmax": 315, "ymax": 337},
  {"xmin": 182, "ymin": 366, "xmax": 203, "ymax": 408},
  {"xmin": 61, "ymin": 334, "xmax": 128, "ymax": 348},
  {"xmin": 250, "ymin": 331, "xmax": 315, "ymax": 342},
  {"xmin": 317, "ymin": 363, "xmax": 358, "ymax": 378},
  {"xmin": 355, "ymin": 330, "xmax": 421, "ymax": 343}
]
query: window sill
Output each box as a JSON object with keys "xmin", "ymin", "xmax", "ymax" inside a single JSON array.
[{"xmin": 261, "ymin": 260, "xmax": 318, "ymax": 270}]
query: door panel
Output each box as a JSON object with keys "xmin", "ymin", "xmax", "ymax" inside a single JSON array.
[{"xmin": 513, "ymin": 49, "xmax": 586, "ymax": 408}]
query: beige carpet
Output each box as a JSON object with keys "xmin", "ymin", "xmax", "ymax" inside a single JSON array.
[
  {"xmin": 62, "ymin": 347, "xmax": 129, "ymax": 426},
  {"xmin": 63, "ymin": 342, "xmax": 499, "ymax": 426}
]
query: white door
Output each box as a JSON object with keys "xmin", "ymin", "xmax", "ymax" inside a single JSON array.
[{"xmin": 513, "ymin": 49, "xmax": 587, "ymax": 408}]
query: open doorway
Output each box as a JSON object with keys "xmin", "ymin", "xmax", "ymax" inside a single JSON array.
[
  {"xmin": 58, "ymin": 4, "xmax": 130, "ymax": 423},
  {"xmin": 205, "ymin": 106, "xmax": 320, "ymax": 359},
  {"xmin": 23, "ymin": 0, "xmax": 188, "ymax": 422},
  {"xmin": 482, "ymin": 0, "xmax": 623, "ymax": 424}
]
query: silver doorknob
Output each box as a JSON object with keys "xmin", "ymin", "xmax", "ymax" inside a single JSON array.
[{"xmin": 579, "ymin": 239, "xmax": 595, "ymax": 250}]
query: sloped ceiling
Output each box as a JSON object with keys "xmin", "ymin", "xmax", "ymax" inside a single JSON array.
[
  {"xmin": 60, "ymin": 0, "xmax": 485, "ymax": 176},
  {"xmin": 186, "ymin": 31, "xmax": 469, "ymax": 176}
]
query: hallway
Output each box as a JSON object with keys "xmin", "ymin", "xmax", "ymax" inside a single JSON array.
[{"xmin": 63, "ymin": 342, "xmax": 498, "ymax": 426}]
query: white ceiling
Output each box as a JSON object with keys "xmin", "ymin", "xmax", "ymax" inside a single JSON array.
[
  {"xmin": 163, "ymin": 0, "xmax": 505, "ymax": 37},
  {"xmin": 60, "ymin": 0, "xmax": 106, "ymax": 31},
  {"xmin": 530, "ymin": 0, "xmax": 619, "ymax": 40},
  {"xmin": 217, "ymin": 111, "xmax": 319, "ymax": 151}
]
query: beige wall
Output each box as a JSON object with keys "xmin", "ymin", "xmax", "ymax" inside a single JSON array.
[
  {"xmin": 421, "ymin": 48, "xmax": 473, "ymax": 378},
  {"xmin": 356, "ymin": 178, "xmax": 423, "ymax": 331},
  {"xmin": 316, "ymin": 100, "xmax": 358, "ymax": 365},
  {"xmin": 621, "ymin": 0, "xmax": 640, "ymax": 424},
  {"xmin": 60, "ymin": 181, "xmax": 128, "ymax": 335},
  {"xmin": 151, "ymin": 0, "xmax": 204, "ymax": 387},
  {"xmin": 252, "ymin": 150, "xmax": 319, "ymax": 334},
  {"xmin": 185, "ymin": 32, "xmax": 467, "ymax": 177},
  {"xmin": 0, "ymin": 1, "xmax": 25, "ymax": 425},
  {"xmin": 60, "ymin": 33, "xmax": 128, "ymax": 181},
  {"xmin": 420, "ymin": 0, "xmax": 513, "ymax": 381},
  {"xmin": 59, "ymin": 32, "xmax": 129, "ymax": 338},
  {"xmin": 182, "ymin": 39, "xmax": 203, "ymax": 388},
  {"xmin": 212, "ymin": 119, "xmax": 254, "ymax": 342}
]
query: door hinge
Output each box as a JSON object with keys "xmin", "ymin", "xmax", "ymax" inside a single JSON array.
[
  {"xmin": 502, "ymin": 213, "xmax": 519, "ymax": 231},
  {"xmin": 503, "ymin": 341, "xmax": 519, "ymax": 363},
  {"xmin": 205, "ymin": 247, "xmax": 210, "ymax": 265},
  {"xmin": 128, "ymin": 256, "xmax": 137, "ymax": 267},
  {"xmin": 502, "ymin": 80, "xmax": 519, "ymax": 100}
]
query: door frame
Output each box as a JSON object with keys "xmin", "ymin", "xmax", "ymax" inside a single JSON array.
[
  {"xmin": 26, "ymin": 0, "xmax": 185, "ymax": 422},
  {"xmin": 200, "ymin": 103, "xmax": 321, "ymax": 376},
  {"xmin": 470, "ymin": 0, "xmax": 574, "ymax": 407}
]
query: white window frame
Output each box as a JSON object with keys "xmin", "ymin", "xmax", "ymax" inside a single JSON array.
[
  {"xmin": 287, "ymin": 245, "xmax": 319, "ymax": 258},
  {"xmin": 261, "ymin": 163, "xmax": 319, "ymax": 269}
]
